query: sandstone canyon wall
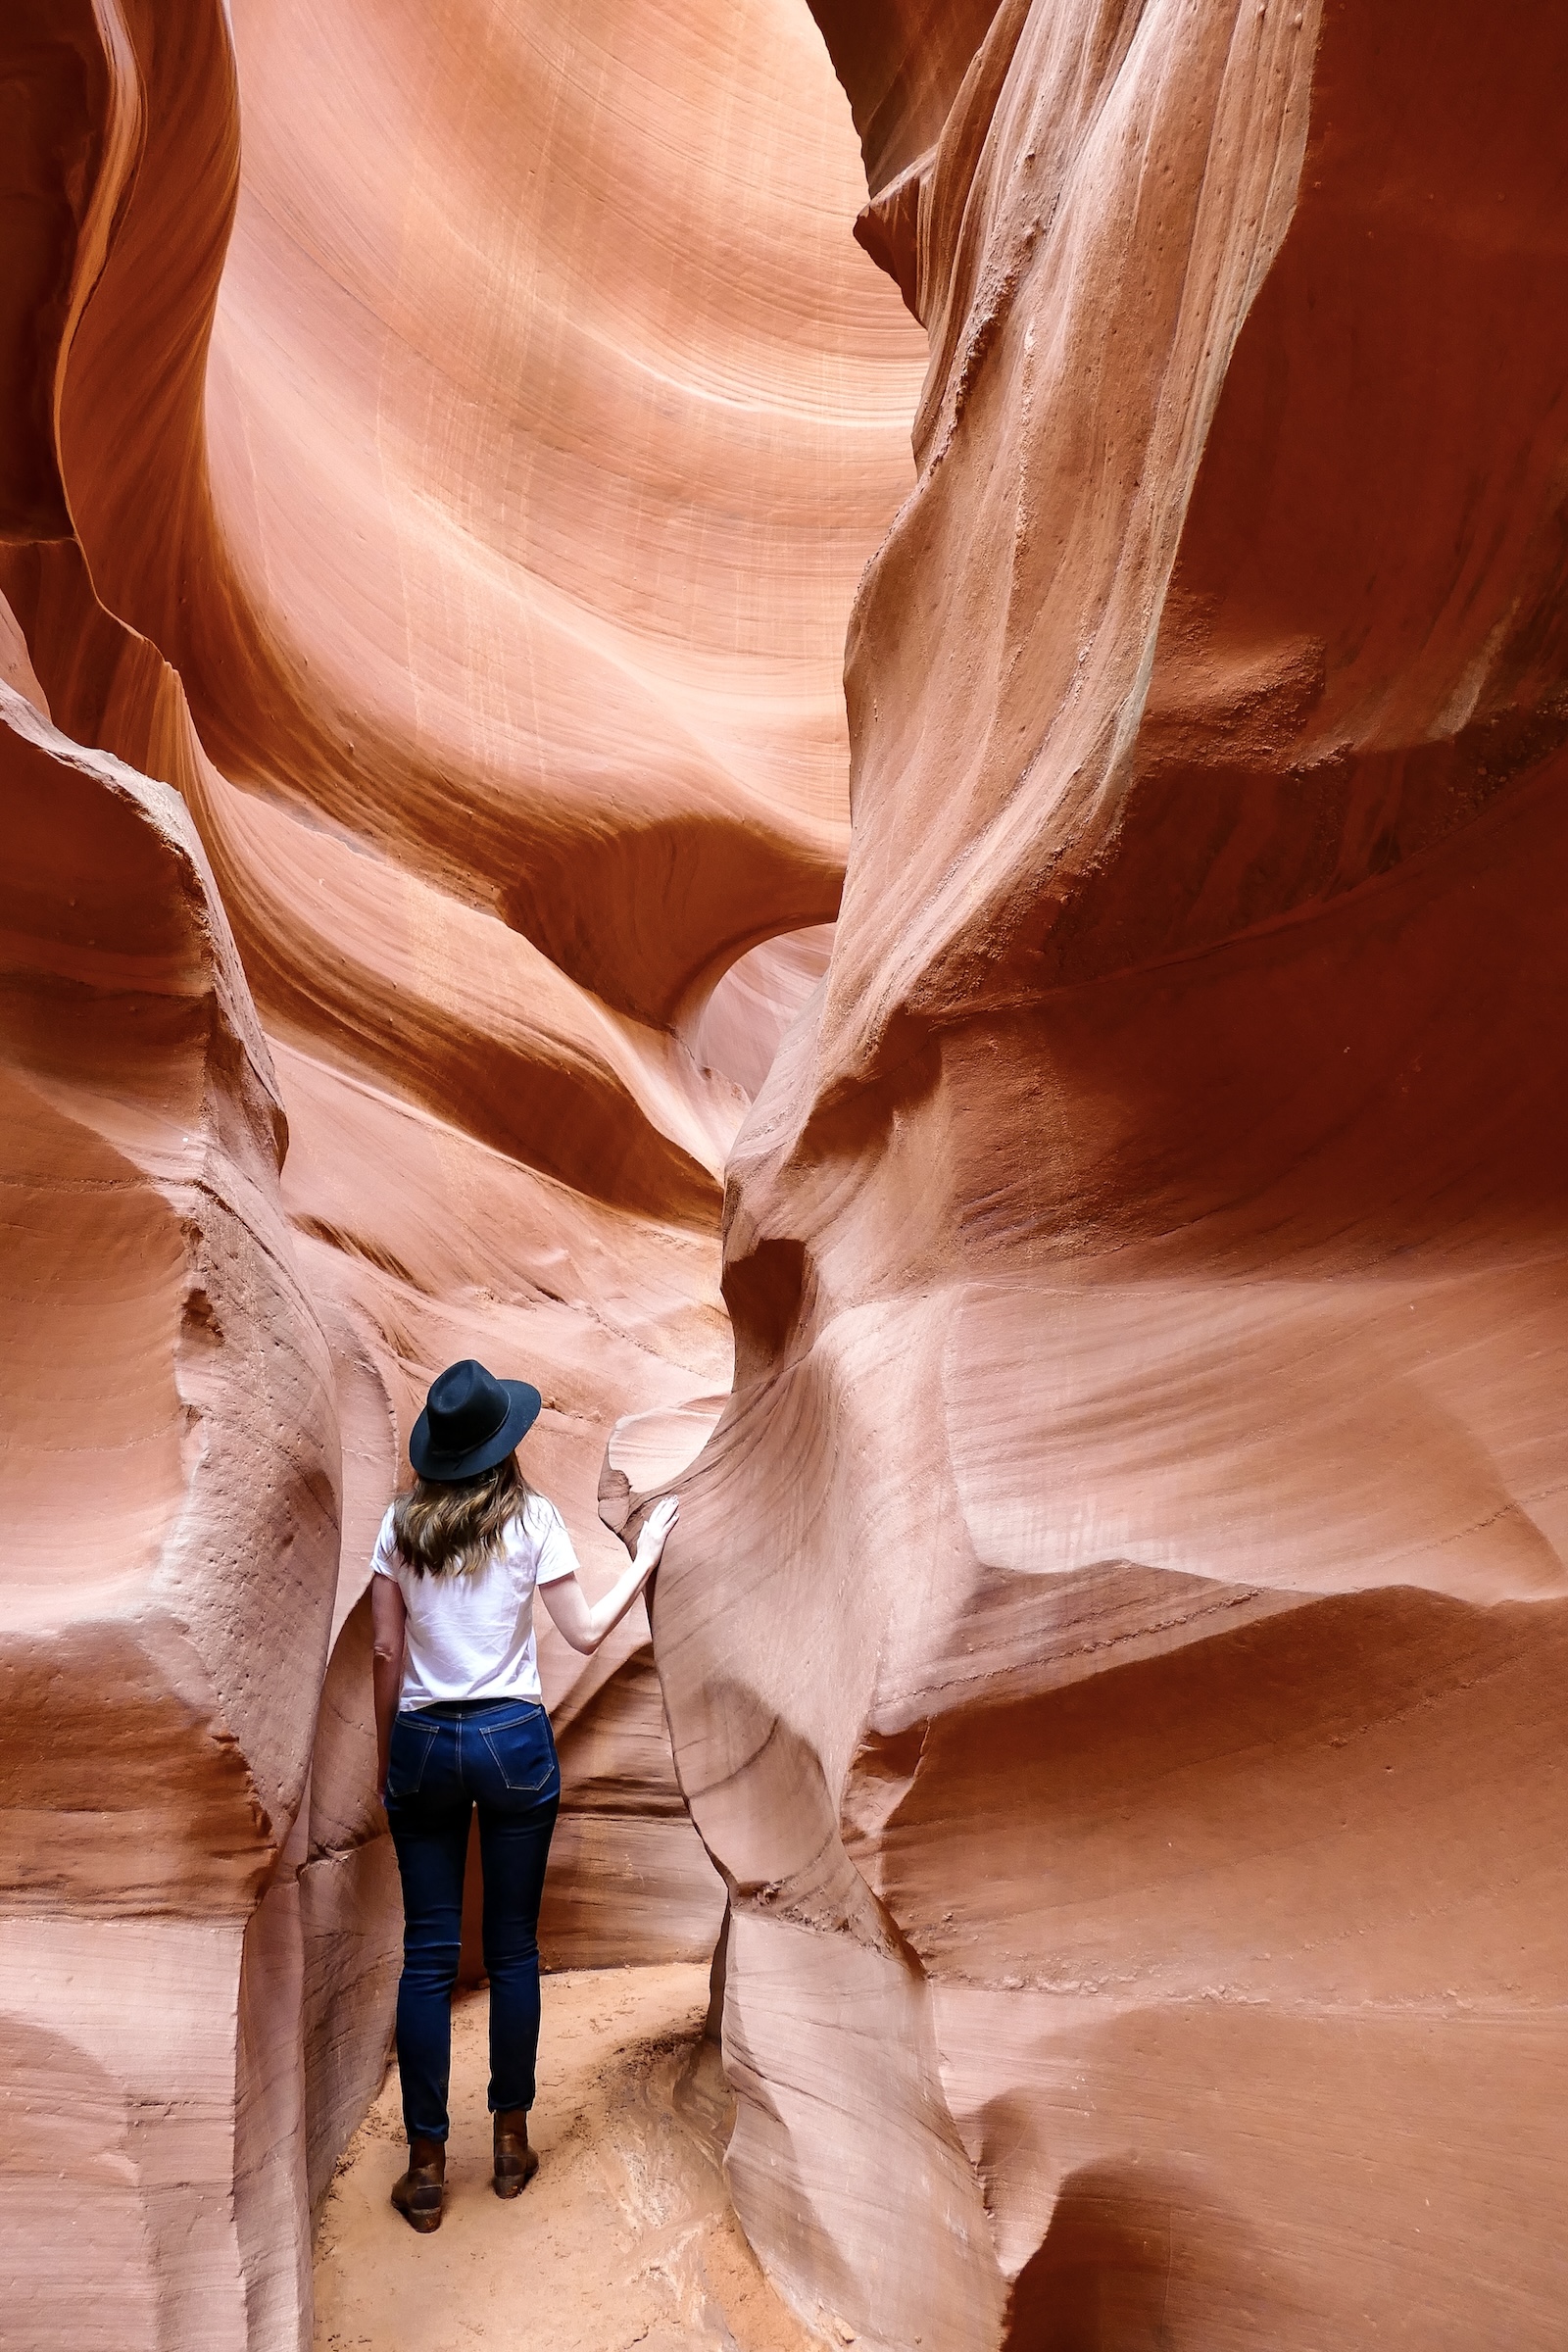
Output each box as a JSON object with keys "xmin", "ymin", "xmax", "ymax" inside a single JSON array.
[
  {"xmin": 7, "ymin": 0, "xmax": 1568, "ymax": 2347},
  {"xmin": 649, "ymin": 3, "xmax": 1568, "ymax": 2348},
  {"xmin": 0, "ymin": 1, "xmax": 921, "ymax": 2343}
]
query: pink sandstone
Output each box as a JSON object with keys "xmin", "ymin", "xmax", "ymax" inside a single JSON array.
[
  {"xmin": 644, "ymin": 3, "xmax": 1568, "ymax": 2346},
  {"xmin": 0, "ymin": 0, "xmax": 917, "ymax": 2342},
  {"xmin": 4, "ymin": 0, "xmax": 1568, "ymax": 2345}
]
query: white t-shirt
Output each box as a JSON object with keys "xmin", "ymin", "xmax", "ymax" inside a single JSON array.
[{"xmin": 370, "ymin": 1493, "xmax": 581, "ymax": 1707}]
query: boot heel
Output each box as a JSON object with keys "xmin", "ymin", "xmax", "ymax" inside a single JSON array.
[
  {"xmin": 397, "ymin": 2182, "xmax": 443, "ymax": 2232},
  {"xmin": 493, "ymin": 2108, "xmax": 539, "ymax": 2198},
  {"xmin": 391, "ymin": 2135, "xmax": 447, "ymax": 2232},
  {"xmin": 493, "ymin": 2149, "xmax": 538, "ymax": 2199}
]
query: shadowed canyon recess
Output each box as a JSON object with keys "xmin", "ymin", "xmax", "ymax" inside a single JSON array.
[{"xmin": 2, "ymin": 0, "xmax": 1566, "ymax": 2347}]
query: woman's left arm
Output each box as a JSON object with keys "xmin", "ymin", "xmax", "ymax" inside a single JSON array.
[
  {"xmin": 370, "ymin": 1573, "xmax": 408, "ymax": 1802},
  {"xmin": 540, "ymin": 1496, "xmax": 679, "ymax": 1655}
]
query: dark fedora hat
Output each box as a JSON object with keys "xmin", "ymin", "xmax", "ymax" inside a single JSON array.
[{"xmin": 410, "ymin": 1358, "xmax": 541, "ymax": 1483}]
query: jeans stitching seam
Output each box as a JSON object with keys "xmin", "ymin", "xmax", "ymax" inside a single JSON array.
[
  {"xmin": 392, "ymin": 1719, "xmax": 440, "ymax": 1798},
  {"xmin": 479, "ymin": 1725, "xmax": 555, "ymax": 1792}
]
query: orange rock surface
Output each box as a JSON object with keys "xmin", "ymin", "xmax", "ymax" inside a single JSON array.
[
  {"xmin": 651, "ymin": 3, "xmax": 1568, "ymax": 2347},
  {"xmin": 8, "ymin": 0, "xmax": 1568, "ymax": 2346},
  {"xmin": 0, "ymin": 666, "xmax": 339, "ymax": 2346},
  {"xmin": 0, "ymin": 0, "xmax": 919, "ymax": 2343}
]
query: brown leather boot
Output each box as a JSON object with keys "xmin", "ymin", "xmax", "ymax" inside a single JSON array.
[
  {"xmin": 390, "ymin": 2133, "xmax": 446, "ymax": 2232},
  {"xmin": 492, "ymin": 2106, "xmax": 539, "ymax": 2198}
]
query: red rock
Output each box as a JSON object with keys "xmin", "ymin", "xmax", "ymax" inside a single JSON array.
[
  {"xmin": 0, "ymin": 669, "xmax": 338, "ymax": 2338},
  {"xmin": 9, "ymin": 0, "xmax": 1567, "ymax": 2345},
  {"xmin": 650, "ymin": 3, "xmax": 1568, "ymax": 2346},
  {"xmin": 0, "ymin": 0, "xmax": 916, "ymax": 2341}
]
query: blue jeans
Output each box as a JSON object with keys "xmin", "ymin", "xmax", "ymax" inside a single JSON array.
[{"xmin": 384, "ymin": 1697, "xmax": 561, "ymax": 2142}]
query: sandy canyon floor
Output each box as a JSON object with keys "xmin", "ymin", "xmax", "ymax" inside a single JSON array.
[{"xmin": 313, "ymin": 1965, "xmax": 820, "ymax": 2352}]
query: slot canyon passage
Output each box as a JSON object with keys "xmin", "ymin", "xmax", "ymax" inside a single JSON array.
[{"xmin": 3, "ymin": 0, "xmax": 1568, "ymax": 2344}]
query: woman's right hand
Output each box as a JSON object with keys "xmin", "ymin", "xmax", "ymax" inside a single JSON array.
[{"xmin": 635, "ymin": 1494, "xmax": 679, "ymax": 1569}]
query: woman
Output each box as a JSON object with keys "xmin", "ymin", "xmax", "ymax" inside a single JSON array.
[{"xmin": 370, "ymin": 1357, "xmax": 677, "ymax": 2232}]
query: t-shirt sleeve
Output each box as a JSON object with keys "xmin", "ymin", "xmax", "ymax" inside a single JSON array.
[
  {"xmin": 531, "ymin": 1499, "xmax": 581, "ymax": 1586},
  {"xmin": 369, "ymin": 1506, "xmax": 400, "ymax": 1580}
]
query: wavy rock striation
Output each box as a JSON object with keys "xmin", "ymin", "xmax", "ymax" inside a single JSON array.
[
  {"xmin": 0, "ymin": 666, "xmax": 338, "ymax": 2345},
  {"xmin": 0, "ymin": 0, "xmax": 920, "ymax": 2344},
  {"xmin": 12, "ymin": 0, "xmax": 1564, "ymax": 2344},
  {"xmin": 650, "ymin": 4, "xmax": 1568, "ymax": 2347}
]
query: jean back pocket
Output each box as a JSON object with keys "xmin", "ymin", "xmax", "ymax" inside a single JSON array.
[
  {"xmin": 386, "ymin": 1712, "xmax": 440, "ymax": 1799},
  {"xmin": 480, "ymin": 1708, "xmax": 557, "ymax": 1795}
]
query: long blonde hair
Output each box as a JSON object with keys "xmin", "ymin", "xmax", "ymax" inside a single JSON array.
[{"xmin": 392, "ymin": 1452, "xmax": 529, "ymax": 1576}]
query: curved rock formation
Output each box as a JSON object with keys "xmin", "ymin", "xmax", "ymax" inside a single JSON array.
[
  {"xmin": 0, "ymin": 0, "xmax": 920, "ymax": 2343},
  {"xmin": 0, "ymin": 662, "xmax": 338, "ymax": 2344},
  {"xmin": 650, "ymin": 4, "xmax": 1568, "ymax": 2347},
  {"xmin": 12, "ymin": 0, "xmax": 1565, "ymax": 2343}
]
